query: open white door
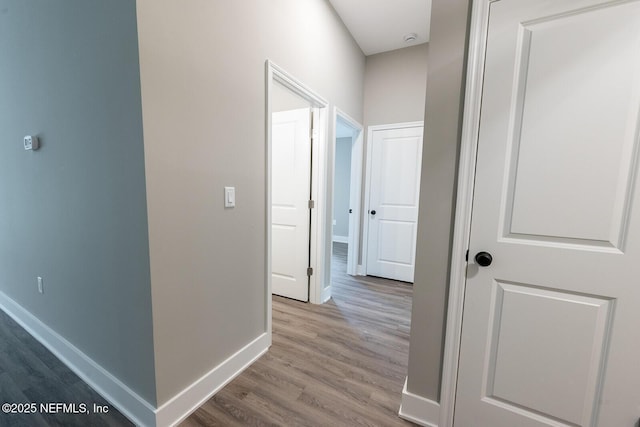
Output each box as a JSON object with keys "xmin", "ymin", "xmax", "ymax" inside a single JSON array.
[
  {"xmin": 271, "ymin": 108, "xmax": 311, "ymax": 302},
  {"xmin": 346, "ymin": 128, "xmax": 363, "ymax": 277},
  {"xmin": 365, "ymin": 124, "xmax": 423, "ymax": 282},
  {"xmin": 455, "ymin": 0, "xmax": 640, "ymax": 426}
]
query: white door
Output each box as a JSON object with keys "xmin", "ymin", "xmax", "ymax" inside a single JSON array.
[
  {"xmin": 346, "ymin": 128, "xmax": 363, "ymax": 277},
  {"xmin": 272, "ymin": 108, "xmax": 311, "ymax": 302},
  {"xmin": 455, "ymin": 1, "xmax": 640, "ymax": 426},
  {"xmin": 366, "ymin": 124, "xmax": 423, "ymax": 282}
]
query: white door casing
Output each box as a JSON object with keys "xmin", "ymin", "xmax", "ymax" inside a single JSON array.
[
  {"xmin": 454, "ymin": 1, "xmax": 640, "ymax": 426},
  {"xmin": 365, "ymin": 123, "xmax": 424, "ymax": 283},
  {"xmin": 346, "ymin": 126, "xmax": 364, "ymax": 277},
  {"xmin": 271, "ymin": 108, "xmax": 312, "ymax": 302},
  {"xmin": 333, "ymin": 107, "xmax": 364, "ymax": 280}
]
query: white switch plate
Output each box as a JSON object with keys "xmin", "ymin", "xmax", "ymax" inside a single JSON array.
[{"xmin": 224, "ymin": 186, "xmax": 235, "ymax": 208}]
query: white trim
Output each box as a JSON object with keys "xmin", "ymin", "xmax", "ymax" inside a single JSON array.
[
  {"xmin": 270, "ymin": 62, "xmax": 328, "ymax": 108},
  {"xmin": 362, "ymin": 121, "xmax": 425, "ymax": 275},
  {"xmin": 320, "ymin": 285, "xmax": 332, "ymax": 303},
  {"xmin": 156, "ymin": 333, "xmax": 269, "ymax": 427},
  {"xmin": 334, "ymin": 107, "xmax": 364, "ymax": 278},
  {"xmin": 0, "ymin": 290, "xmax": 156, "ymax": 427},
  {"xmin": 265, "ymin": 61, "xmax": 273, "ymax": 342},
  {"xmin": 349, "ymin": 129, "xmax": 364, "ymax": 276},
  {"xmin": 438, "ymin": 2, "xmax": 494, "ymax": 427},
  {"xmin": 310, "ymin": 106, "xmax": 329, "ymax": 304},
  {"xmin": 399, "ymin": 378, "xmax": 440, "ymax": 427},
  {"xmin": 356, "ymin": 264, "xmax": 365, "ymax": 276},
  {"xmin": 326, "ymin": 110, "xmax": 337, "ymax": 302},
  {"xmin": 332, "ymin": 235, "xmax": 348, "ymax": 244},
  {"xmin": 265, "ymin": 60, "xmax": 329, "ymax": 305}
]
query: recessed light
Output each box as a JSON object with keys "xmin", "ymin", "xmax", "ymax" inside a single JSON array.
[{"xmin": 403, "ymin": 33, "xmax": 418, "ymax": 42}]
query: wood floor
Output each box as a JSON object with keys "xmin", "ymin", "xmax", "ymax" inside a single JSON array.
[
  {"xmin": 183, "ymin": 242, "xmax": 416, "ymax": 427},
  {"xmin": 0, "ymin": 309, "xmax": 132, "ymax": 427}
]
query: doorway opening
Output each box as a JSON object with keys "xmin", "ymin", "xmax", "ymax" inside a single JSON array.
[
  {"xmin": 265, "ymin": 60, "xmax": 329, "ymax": 328},
  {"xmin": 326, "ymin": 109, "xmax": 364, "ymax": 302}
]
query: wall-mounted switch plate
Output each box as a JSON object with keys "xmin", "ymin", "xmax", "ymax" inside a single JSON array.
[
  {"xmin": 224, "ymin": 186, "xmax": 235, "ymax": 208},
  {"xmin": 24, "ymin": 135, "xmax": 40, "ymax": 151},
  {"xmin": 37, "ymin": 277, "xmax": 44, "ymax": 294}
]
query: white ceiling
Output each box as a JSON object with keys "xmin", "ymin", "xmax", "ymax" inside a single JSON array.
[{"xmin": 328, "ymin": 0, "xmax": 431, "ymax": 56}]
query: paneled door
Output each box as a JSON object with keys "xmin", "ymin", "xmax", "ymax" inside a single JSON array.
[
  {"xmin": 366, "ymin": 124, "xmax": 423, "ymax": 282},
  {"xmin": 271, "ymin": 108, "xmax": 312, "ymax": 302},
  {"xmin": 455, "ymin": 0, "xmax": 640, "ymax": 426}
]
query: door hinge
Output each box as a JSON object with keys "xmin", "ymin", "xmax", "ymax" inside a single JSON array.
[
  {"xmin": 308, "ymin": 200, "xmax": 315, "ymax": 209},
  {"xmin": 307, "ymin": 267, "xmax": 314, "ymax": 276}
]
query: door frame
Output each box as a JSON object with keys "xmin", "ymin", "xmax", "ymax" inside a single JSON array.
[
  {"xmin": 265, "ymin": 60, "xmax": 329, "ymax": 328},
  {"xmin": 438, "ymin": 1, "xmax": 499, "ymax": 426},
  {"xmin": 361, "ymin": 121, "xmax": 424, "ymax": 277},
  {"xmin": 332, "ymin": 107, "xmax": 364, "ymax": 279}
]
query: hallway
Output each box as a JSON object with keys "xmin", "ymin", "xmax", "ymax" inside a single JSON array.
[{"xmin": 183, "ymin": 242, "xmax": 416, "ymax": 426}]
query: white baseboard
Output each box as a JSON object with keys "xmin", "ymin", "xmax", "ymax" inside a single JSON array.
[
  {"xmin": 0, "ymin": 290, "xmax": 270, "ymax": 427},
  {"xmin": 399, "ymin": 378, "xmax": 440, "ymax": 427},
  {"xmin": 0, "ymin": 290, "xmax": 157, "ymax": 427},
  {"xmin": 156, "ymin": 333, "xmax": 269, "ymax": 427},
  {"xmin": 320, "ymin": 285, "xmax": 332, "ymax": 303},
  {"xmin": 332, "ymin": 235, "xmax": 348, "ymax": 244}
]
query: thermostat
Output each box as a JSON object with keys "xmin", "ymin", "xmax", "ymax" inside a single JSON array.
[{"xmin": 24, "ymin": 135, "xmax": 40, "ymax": 151}]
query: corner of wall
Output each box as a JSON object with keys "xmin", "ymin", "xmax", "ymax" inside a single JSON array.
[
  {"xmin": 154, "ymin": 333, "xmax": 269, "ymax": 426},
  {"xmin": 399, "ymin": 378, "xmax": 441, "ymax": 427}
]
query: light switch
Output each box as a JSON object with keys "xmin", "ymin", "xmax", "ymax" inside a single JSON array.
[{"xmin": 224, "ymin": 186, "xmax": 235, "ymax": 208}]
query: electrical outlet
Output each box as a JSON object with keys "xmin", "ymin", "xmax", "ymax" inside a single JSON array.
[{"xmin": 37, "ymin": 277, "xmax": 44, "ymax": 294}]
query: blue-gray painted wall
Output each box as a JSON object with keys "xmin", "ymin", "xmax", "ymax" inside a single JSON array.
[{"xmin": 0, "ymin": 0, "xmax": 156, "ymax": 405}]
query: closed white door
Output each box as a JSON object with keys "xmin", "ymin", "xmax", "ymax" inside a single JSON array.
[
  {"xmin": 272, "ymin": 108, "xmax": 311, "ymax": 302},
  {"xmin": 366, "ymin": 124, "xmax": 423, "ymax": 282},
  {"xmin": 455, "ymin": 1, "xmax": 640, "ymax": 426}
]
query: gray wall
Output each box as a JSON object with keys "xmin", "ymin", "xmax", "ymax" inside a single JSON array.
[
  {"xmin": 0, "ymin": 0, "xmax": 156, "ymax": 405},
  {"xmin": 135, "ymin": 0, "xmax": 365, "ymax": 405},
  {"xmin": 363, "ymin": 43, "xmax": 429, "ymax": 127},
  {"xmin": 406, "ymin": 0, "xmax": 471, "ymax": 400},
  {"xmin": 333, "ymin": 137, "xmax": 353, "ymax": 239}
]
